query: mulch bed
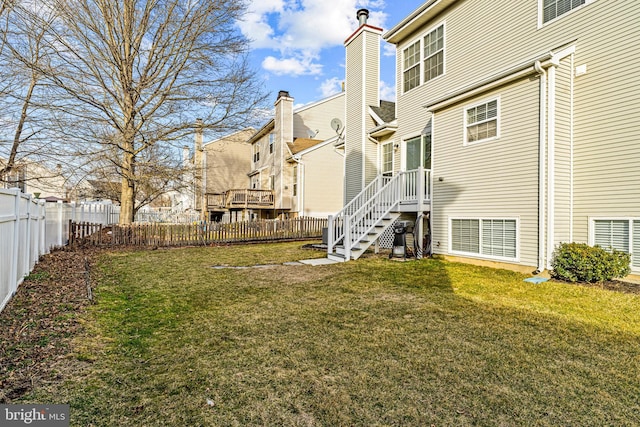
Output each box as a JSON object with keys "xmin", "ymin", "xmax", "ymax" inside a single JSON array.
[
  {"xmin": 568, "ymin": 279, "xmax": 640, "ymax": 295},
  {"xmin": 0, "ymin": 247, "xmax": 99, "ymax": 403}
]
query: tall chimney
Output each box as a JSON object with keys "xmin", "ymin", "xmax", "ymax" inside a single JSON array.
[{"xmin": 357, "ymin": 9, "xmax": 369, "ymax": 26}]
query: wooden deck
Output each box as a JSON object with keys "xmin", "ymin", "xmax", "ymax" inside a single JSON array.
[{"xmin": 206, "ymin": 189, "xmax": 275, "ymax": 210}]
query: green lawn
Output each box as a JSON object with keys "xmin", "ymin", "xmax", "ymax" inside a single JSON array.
[{"xmin": 25, "ymin": 242, "xmax": 640, "ymax": 426}]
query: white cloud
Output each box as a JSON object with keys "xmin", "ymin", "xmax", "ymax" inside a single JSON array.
[
  {"xmin": 382, "ymin": 42, "xmax": 396, "ymax": 57},
  {"xmin": 262, "ymin": 55, "xmax": 323, "ymax": 76},
  {"xmin": 379, "ymin": 79, "xmax": 395, "ymax": 102},
  {"xmin": 240, "ymin": 0, "xmax": 388, "ymax": 77},
  {"xmin": 319, "ymin": 77, "xmax": 344, "ymax": 98}
]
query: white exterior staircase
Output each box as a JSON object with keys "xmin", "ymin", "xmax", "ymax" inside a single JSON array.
[{"xmin": 327, "ymin": 168, "xmax": 431, "ymax": 262}]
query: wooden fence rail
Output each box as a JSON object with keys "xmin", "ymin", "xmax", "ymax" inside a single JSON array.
[{"xmin": 69, "ymin": 217, "xmax": 328, "ymax": 247}]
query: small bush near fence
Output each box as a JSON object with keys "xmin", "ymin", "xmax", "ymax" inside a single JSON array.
[
  {"xmin": 70, "ymin": 217, "xmax": 327, "ymax": 247},
  {"xmin": 551, "ymin": 242, "xmax": 631, "ymax": 283}
]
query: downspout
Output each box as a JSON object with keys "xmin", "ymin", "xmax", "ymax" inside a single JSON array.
[
  {"xmin": 546, "ymin": 64, "xmax": 557, "ymax": 270},
  {"xmin": 291, "ymin": 155, "xmax": 303, "ymax": 215},
  {"xmin": 534, "ymin": 60, "xmax": 546, "ymax": 274}
]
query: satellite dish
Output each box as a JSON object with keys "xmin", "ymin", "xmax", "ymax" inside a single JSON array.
[{"xmin": 330, "ymin": 118, "xmax": 343, "ymax": 134}]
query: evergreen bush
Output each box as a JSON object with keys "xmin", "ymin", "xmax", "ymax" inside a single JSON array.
[{"xmin": 551, "ymin": 242, "xmax": 631, "ymax": 283}]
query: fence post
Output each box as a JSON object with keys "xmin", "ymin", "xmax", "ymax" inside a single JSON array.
[{"xmin": 10, "ymin": 189, "xmax": 20, "ymax": 295}]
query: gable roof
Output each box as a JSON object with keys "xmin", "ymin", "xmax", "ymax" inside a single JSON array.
[
  {"xmin": 370, "ymin": 100, "xmax": 396, "ymax": 124},
  {"xmin": 287, "ymin": 138, "xmax": 324, "ymax": 155}
]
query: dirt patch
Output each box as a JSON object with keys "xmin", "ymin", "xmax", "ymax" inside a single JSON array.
[{"xmin": 0, "ymin": 247, "xmax": 98, "ymax": 403}]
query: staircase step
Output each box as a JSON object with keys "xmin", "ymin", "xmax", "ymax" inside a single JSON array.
[{"xmin": 327, "ymin": 253, "xmax": 347, "ymax": 262}]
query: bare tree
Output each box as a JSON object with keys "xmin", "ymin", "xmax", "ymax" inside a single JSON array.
[
  {"xmin": 0, "ymin": 2, "xmax": 71, "ymax": 188},
  {"xmin": 35, "ymin": 0, "xmax": 266, "ymax": 223}
]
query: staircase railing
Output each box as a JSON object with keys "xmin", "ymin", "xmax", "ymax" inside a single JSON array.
[
  {"xmin": 327, "ymin": 167, "xmax": 431, "ymax": 260},
  {"xmin": 327, "ymin": 173, "xmax": 401, "ymax": 259}
]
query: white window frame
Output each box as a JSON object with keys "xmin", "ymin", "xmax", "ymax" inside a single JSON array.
[
  {"xmin": 401, "ymin": 21, "xmax": 445, "ymax": 94},
  {"xmin": 538, "ymin": 0, "xmax": 595, "ymax": 27},
  {"xmin": 269, "ymin": 133, "xmax": 275, "ymax": 154},
  {"xmin": 589, "ymin": 217, "xmax": 640, "ymax": 271},
  {"xmin": 381, "ymin": 141, "xmax": 394, "ymax": 176},
  {"xmin": 463, "ymin": 96, "xmax": 500, "ymax": 146},
  {"xmin": 449, "ymin": 216, "xmax": 519, "ymax": 262},
  {"xmin": 292, "ymin": 165, "xmax": 298, "ymax": 197}
]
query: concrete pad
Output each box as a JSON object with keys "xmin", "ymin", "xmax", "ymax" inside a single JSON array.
[{"xmin": 299, "ymin": 258, "xmax": 340, "ymax": 266}]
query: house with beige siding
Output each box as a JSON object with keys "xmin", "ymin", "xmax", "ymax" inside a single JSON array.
[
  {"xmin": 247, "ymin": 90, "xmax": 345, "ymax": 219},
  {"xmin": 329, "ymin": 1, "xmax": 640, "ymax": 274},
  {"xmin": 197, "ymin": 128, "xmax": 256, "ymax": 222}
]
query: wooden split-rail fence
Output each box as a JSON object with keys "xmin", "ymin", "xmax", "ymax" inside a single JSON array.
[{"xmin": 69, "ymin": 217, "xmax": 327, "ymax": 248}]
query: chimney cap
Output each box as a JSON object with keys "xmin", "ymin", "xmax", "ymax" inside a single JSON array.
[
  {"xmin": 277, "ymin": 90, "xmax": 291, "ymax": 99},
  {"xmin": 357, "ymin": 8, "xmax": 369, "ymax": 26}
]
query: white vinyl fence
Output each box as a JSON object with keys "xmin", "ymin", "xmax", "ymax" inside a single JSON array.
[
  {"xmin": 1, "ymin": 190, "xmax": 119, "ymax": 313},
  {"xmin": 44, "ymin": 201, "xmax": 120, "ymax": 248},
  {"xmin": 1, "ymin": 189, "xmax": 46, "ymax": 313}
]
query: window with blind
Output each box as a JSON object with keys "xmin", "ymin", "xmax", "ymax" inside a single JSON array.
[
  {"xmin": 465, "ymin": 99, "xmax": 499, "ymax": 144},
  {"xmin": 402, "ymin": 23, "xmax": 445, "ymax": 93},
  {"xmin": 542, "ymin": 0, "xmax": 588, "ymax": 24},
  {"xmin": 451, "ymin": 218, "xmax": 517, "ymax": 260},
  {"xmin": 593, "ymin": 219, "xmax": 640, "ymax": 269}
]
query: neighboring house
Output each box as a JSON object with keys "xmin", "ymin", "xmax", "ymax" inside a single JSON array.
[
  {"xmin": 330, "ymin": 1, "xmax": 640, "ymax": 275},
  {"xmin": 247, "ymin": 90, "xmax": 346, "ymax": 219},
  {"xmin": 200, "ymin": 128, "xmax": 255, "ymax": 222},
  {"xmin": 0, "ymin": 159, "xmax": 72, "ymax": 201}
]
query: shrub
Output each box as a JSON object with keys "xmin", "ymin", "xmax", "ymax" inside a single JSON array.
[{"xmin": 551, "ymin": 242, "xmax": 631, "ymax": 283}]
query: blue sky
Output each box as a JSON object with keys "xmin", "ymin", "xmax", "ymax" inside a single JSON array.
[{"xmin": 237, "ymin": 0, "xmax": 423, "ymax": 108}]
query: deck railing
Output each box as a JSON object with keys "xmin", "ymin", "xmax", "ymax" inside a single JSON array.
[{"xmin": 207, "ymin": 189, "xmax": 275, "ymax": 209}]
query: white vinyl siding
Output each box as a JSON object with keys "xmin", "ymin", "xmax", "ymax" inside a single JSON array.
[
  {"xmin": 542, "ymin": 0, "xmax": 586, "ymax": 24},
  {"xmin": 451, "ymin": 218, "xmax": 517, "ymax": 260},
  {"xmin": 465, "ymin": 98, "xmax": 499, "ymax": 144},
  {"xmin": 591, "ymin": 218, "xmax": 639, "ymax": 269}
]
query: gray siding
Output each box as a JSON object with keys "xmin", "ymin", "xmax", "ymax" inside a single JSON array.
[
  {"xmin": 294, "ymin": 93, "xmax": 345, "ymax": 141},
  {"xmin": 345, "ymin": 36, "xmax": 363, "ymax": 203},
  {"xmin": 431, "ymin": 78, "xmax": 540, "ymax": 266},
  {"xmin": 393, "ymin": 0, "xmax": 640, "ymax": 267},
  {"xmin": 553, "ymin": 57, "xmax": 573, "ymax": 246}
]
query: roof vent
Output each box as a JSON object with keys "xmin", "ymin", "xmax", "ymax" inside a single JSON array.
[{"xmin": 357, "ymin": 9, "xmax": 369, "ymax": 26}]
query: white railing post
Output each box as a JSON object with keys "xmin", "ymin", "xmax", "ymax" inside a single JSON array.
[
  {"xmin": 344, "ymin": 214, "xmax": 351, "ymax": 260},
  {"xmin": 417, "ymin": 166, "xmax": 424, "ymax": 207},
  {"xmin": 56, "ymin": 201, "xmax": 64, "ymax": 247},
  {"xmin": 327, "ymin": 215, "xmax": 334, "ymax": 254}
]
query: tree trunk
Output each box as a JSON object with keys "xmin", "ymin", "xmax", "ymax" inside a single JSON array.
[{"xmin": 119, "ymin": 148, "xmax": 135, "ymax": 224}]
